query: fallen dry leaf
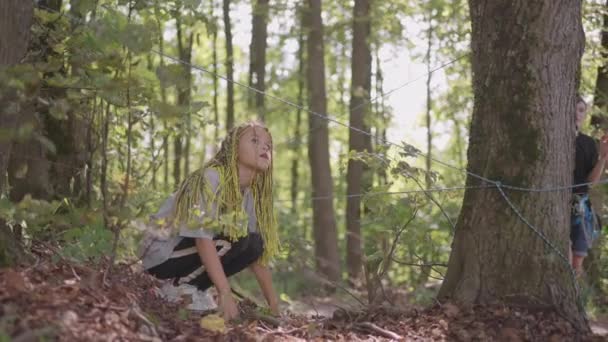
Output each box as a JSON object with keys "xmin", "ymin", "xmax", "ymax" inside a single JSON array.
[{"xmin": 199, "ymin": 314, "xmax": 225, "ymax": 333}]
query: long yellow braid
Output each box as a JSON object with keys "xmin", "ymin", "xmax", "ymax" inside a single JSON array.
[{"xmin": 172, "ymin": 121, "xmax": 279, "ymax": 265}]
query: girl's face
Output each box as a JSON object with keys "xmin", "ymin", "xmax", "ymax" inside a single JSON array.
[
  {"xmin": 576, "ymin": 101, "xmax": 587, "ymax": 129},
  {"xmin": 237, "ymin": 126, "xmax": 272, "ymax": 172}
]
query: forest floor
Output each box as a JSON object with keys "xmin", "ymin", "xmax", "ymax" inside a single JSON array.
[{"xmin": 2, "ymin": 244, "xmax": 608, "ymax": 341}]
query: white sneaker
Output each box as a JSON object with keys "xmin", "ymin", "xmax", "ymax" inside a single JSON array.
[
  {"xmin": 156, "ymin": 280, "xmax": 186, "ymax": 303},
  {"xmin": 189, "ymin": 289, "xmax": 218, "ymax": 311},
  {"xmin": 157, "ymin": 281, "xmax": 217, "ymax": 311}
]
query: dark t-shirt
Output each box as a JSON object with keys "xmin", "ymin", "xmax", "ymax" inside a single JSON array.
[{"xmin": 573, "ymin": 133, "xmax": 598, "ymax": 194}]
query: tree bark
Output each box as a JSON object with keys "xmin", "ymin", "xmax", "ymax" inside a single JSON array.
[
  {"xmin": 306, "ymin": 0, "xmax": 341, "ymax": 282},
  {"xmin": 0, "ymin": 0, "xmax": 34, "ymax": 193},
  {"xmin": 211, "ymin": 0, "xmax": 220, "ymax": 145},
  {"xmin": 346, "ymin": 0, "xmax": 373, "ymax": 281},
  {"xmin": 0, "ymin": 0, "xmax": 34, "ymax": 267},
  {"xmin": 176, "ymin": 13, "xmax": 193, "ymax": 182},
  {"xmin": 439, "ymin": 0, "xmax": 587, "ymax": 331},
  {"xmin": 374, "ymin": 46, "xmax": 388, "ymax": 185},
  {"xmin": 248, "ymin": 0, "xmax": 268, "ymax": 119},
  {"xmin": 424, "ymin": 15, "xmax": 433, "ymax": 189},
  {"xmin": 594, "ymin": 0, "xmax": 608, "ymax": 111},
  {"xmin": 223, "ymin": 0, "xmax": 235, "ymax": 132},
  {"xmin": 154, "ymin": 6, "xmax": 170, "ymax": 191},
  {"xmin": 291, "ymin": 6, "xmax": 306, "ymax": 215}
]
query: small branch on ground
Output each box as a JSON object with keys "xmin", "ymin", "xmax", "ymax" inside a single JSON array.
[
  {"xmin": 129, "ymin": 303, "xmax": 159, "ymax": 337},
  {"xmin": 355, "ymin": 321, "xmax": 403, "ymax": 340}
]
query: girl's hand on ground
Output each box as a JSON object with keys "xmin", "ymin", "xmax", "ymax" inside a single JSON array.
[
  {"xmin": 269, "ymin": 302, "xmax": 280, "ymax": 316},
  {"xmin": 219, "ymin": 292, "xmax": 239, "ymax": 321}
]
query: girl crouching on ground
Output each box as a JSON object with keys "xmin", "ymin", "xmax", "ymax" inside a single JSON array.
[{"xmin": 140, "ymin": 121, "xmax": 280, "ymax": 320}]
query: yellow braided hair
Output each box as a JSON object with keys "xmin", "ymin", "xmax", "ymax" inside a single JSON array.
[{"xmin": 172, "ymin": 121, "xmax": 279, "ymax": 265}]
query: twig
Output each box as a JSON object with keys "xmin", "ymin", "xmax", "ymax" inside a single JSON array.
[
  {"xmin": 381, "ymin": 209, "xmax": 418, "ymax": 277},
  {"xmin": 129, "ymin": 304, "xmax": 159, "ymax": 337},
  {"xmin": 267, "ymin": 327, "xmax": 304, "ymax": 336},
  {"xmin": 103, "ymin": 223, "xmax": 123, "ymax": 286},
  {"xmin": 355, "ymin": 321, "xmax": 403, "ymax": 340},
  {"xmin": 70, "ymin": 265, "xmax": 81, "ymax": 281}
]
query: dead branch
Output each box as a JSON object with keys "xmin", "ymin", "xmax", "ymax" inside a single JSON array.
[{"xmin": 355, "ymin": 321, "xmax": 403, "ymax": 340}]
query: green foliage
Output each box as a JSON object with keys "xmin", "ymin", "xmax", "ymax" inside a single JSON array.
[{"xmin": 60, "ymin": 222, "xmax": 113, "ymax": 262}]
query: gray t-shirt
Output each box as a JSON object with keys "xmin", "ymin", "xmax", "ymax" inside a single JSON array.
[{"xmin": 140, "ymin": 168, "xmax": 258, "ymax": 269}]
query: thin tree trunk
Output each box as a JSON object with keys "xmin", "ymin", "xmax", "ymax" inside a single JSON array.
[
  {"xmin": 416, "ymin": 11, "xmax": 434, "ymax": 289},
  {"xmin": 210, "ymin": 0, "xmax": 220, "ymax": 146},
  {"xmin": 424, "ymin": 16, "xmax": 433, "ymax": 189},
  {"xmin": 291, "ymin": 6, "xmax": 306, "ymax": 215},
  {"xmin": 100, "ymin": 101, "xmax": 111, "ymax": 228},
  {"xmin": 163, "ymin": 124, "xmax": 169, "ymax": 190},
  {"xmin": 146, "ymin": 54, "xmax": 157, "ymax": 190},
  {"xmin": 374, "ymin": 46, "xmax": 387, "ymax": 185},
  {"xmin": 248, "ymin": 0, "xmax": 269, "ymax": 120},
  {"xmin": 439, "ymin": 0, "xmax": 587, "ymax": 331},
  {"xmin": 306, "ymin": 0, "xmax": 341, "ymax": 282},
  {"xmin": 223, "ymin": 0, "xmax": 235, "ymax": 132},
  {"xmin": 346, "ymin": 0, "xmax": 372, "ymax": 281},
  {"xmin": 154, "ymin": 6, "xmax": 170, "ymax": 191},
  {"xmin": 176, "ymin": 14, "xmax": 193, "ymax": 179},
  {"xmin": 84, "ymin": 97, "xmax": 95, "ymax": 207},
  {"xmin": 123, "ymin": 58, "xmax": 133, "ymax": 205}
]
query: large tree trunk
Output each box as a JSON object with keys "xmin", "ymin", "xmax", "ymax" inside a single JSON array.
[
  {"xmin": 306, "ymin": 0, "xmax": 341, "ymax": 282},
  {"xmin": 248, "ymin": 0, "xmax": 268, "ymax": 119},
  {"xmin": 0, "ymin": 0, "xmax": 34, "ymax": 267},
  {"xmin": 9, "ymin": 0, "xmax": 86, "ymax": 203},
  {"xmin": 439, "ymin": 0, "xmax": 587, "ymax": 331},
  {"xmin": 223, "ymin": 0, "xmax": 235, "ymax": 132},
  {"xmin": 345, "ymin": 0, "xmax": 372, "ymax": 281},
  {"xmin": 594, "ymin": 0, "xmax": 608, "ymax": 111},
  {"xmin": 7, "ymin": 0, "xmax": 65, "ymax": 203}
]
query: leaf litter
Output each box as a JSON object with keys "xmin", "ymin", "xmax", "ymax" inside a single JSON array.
[{"xmin": 1, "ymin": 244, "xmax": 607, "ymax": 341}]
